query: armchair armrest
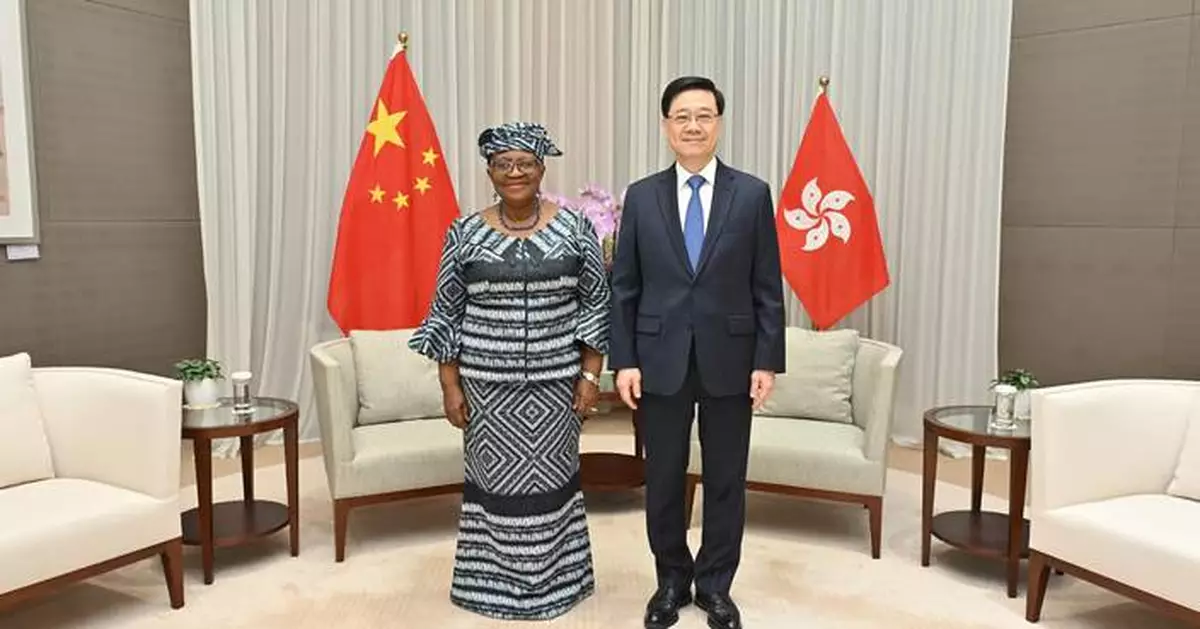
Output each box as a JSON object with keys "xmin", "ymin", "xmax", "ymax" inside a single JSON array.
[
  {"xmin": 852, "ymin": 339, "xmax": 903, "ymax": 463},
  {"xmin": 309, "ymin": 339, "xmax": 359, "ymax": 470},
  {"xmin": 33, "ymin": 367, "xmax": 182, "ymax": 501},
  {"xmin": 1030, "ymin": 380, "xmax": 1196, "ymax": 514}
]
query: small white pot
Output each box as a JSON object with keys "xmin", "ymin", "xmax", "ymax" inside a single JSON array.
[{"xmin": 184, "ymin": 378, "xmax": 221, "ymax": 407}]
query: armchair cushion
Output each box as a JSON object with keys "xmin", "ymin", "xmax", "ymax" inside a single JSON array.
[
  {"xmin": 1167, "ymin": 399, "xmax": 1200, "ymax": 501},
  {"xmin": 757, "ymin": 328, "xmax": 858, "ymax": 424},
  {"xmin": 1031, "ymin": 494, "xmax": 1200, "ymax": 611},
  {"xmin": 334, "ymin": 418, "xmax": 464, "ymax": 498},
  {"xmin": 349, "ymin": 329, "xmax": 444, "ymax": 426},
  {"xmin": 691, "ymin": 416, "xmax": 883, "ymax": 496},
  {"xmin": 0, "ymin": 352, "xmax": 54, "ymax": 489},
  {"xmin": 0, "ymin": 477, "xmax": 179, "ymax": 593}
]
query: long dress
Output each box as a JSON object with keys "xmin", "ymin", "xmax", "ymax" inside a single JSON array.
[{"xmin": 408, "ymin": 207, "xmax": 611, "ymax": 620}]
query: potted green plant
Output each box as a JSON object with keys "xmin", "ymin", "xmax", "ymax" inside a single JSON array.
[
  {"xmin": 991, "ymin": 368, "xmax": 1039, "ymax": 421},
  {"xmin": 175, "ymin": 358, "xmax": 225, "ymax": 408}
]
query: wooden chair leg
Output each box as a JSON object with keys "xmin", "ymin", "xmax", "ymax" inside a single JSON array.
[
  {"xmin": 334, "ymin": 500, "xmax": 350, "ymax": 563},
  {"xmin": 1026, "ymin": 550, "xmax": 1052, "ymax": 622},
  {"xmin": 865, "ymin": 496, "xmax": 883, "ymax": 559},
  {"xmin": 684, "ymin": 475, "xmax": 699, "ymax": 529},
  {"xmin": 159, "ymin": 538, "xmax": 184, "ymax": 609}
]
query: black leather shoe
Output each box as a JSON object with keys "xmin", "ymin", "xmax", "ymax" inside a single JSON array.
[
  {"xmin": 644, "ymin": 584, "xmax": 692, "ymax": 629},
  {"xmin": 695, "ymin": 591, "xmax": 742, "ymax": 629}
]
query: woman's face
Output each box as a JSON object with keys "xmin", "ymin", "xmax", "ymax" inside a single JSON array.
[{"xmin": 487, "ymin": 150, "xmax": 544, "ymax": 207}]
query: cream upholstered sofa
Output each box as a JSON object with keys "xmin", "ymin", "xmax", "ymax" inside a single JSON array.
[
  {"xmin": 309, "ymin": 330, "xmax": 463, "ymax": 562},
  {"xmin": 685, "ymin": 328, "xmax": 903, "ymax": 558},
  {"xmin": 1025, "ymin": 379, "xmax": 1200, "ymax": 624},
  {"xmin": 0, "ymin": 352, "xmax": 184, "ymax": 611}
]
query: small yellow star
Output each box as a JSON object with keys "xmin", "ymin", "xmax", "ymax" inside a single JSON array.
[
  {"xmin": 368, "ymin": 184, "xmax": 385, "ymax": 203},
  {"xmin": 414, "ymin": 177, "xmax": 433, "ymax": 195},
  {"xmin": 422, "ymin": 148, "xmax": 440, "ymax": 166},
  {"xmin": 365, "ymin": 99, "xmax": 407, "ymax": 156},
  {"xmin": 392, "ymin": 191, "xmax": 410, "ymax": 209}
]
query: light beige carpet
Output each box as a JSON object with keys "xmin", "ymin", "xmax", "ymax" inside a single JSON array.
[{"xmin": 2, "ymin": 448, "xmax": 1190, "ymax": 629}]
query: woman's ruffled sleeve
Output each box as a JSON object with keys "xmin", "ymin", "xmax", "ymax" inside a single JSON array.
[
  {"xmin": 408, "ymin": 219, "xmax": 467, "ymax": 362},
  {"xmin": 574, "ymin": 212, "xmax": 612, "ymax": 353}
]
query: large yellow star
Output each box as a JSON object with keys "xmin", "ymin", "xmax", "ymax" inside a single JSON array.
[
  {"xmin": 365, "ymin": 99, "xmax": 407, "ymax": 156},
  {"xmin": 368, "ymin": 184, "xmax": 385, "ymax": 203},
  {"xmin": 422, "ymin": 147, "xmax": 440, "ymax": 166},
  {"xmin": 392, "ymin": 191, "xmax": 410, "ymax": 210},
  {"xmin": 414, "ymin": 177, "xmax": 433, "ymax": 195}
]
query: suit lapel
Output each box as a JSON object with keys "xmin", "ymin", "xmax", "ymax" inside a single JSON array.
[
  {"xmin": 655, "ymin": 167, "xmax": 692, "ymax": 276},
  {"xmin": 694, "ymin": 161, "xmax": 736, "ymax": 278}
]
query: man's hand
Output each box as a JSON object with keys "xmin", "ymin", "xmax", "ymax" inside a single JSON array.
[
  {"xmin": 442, "ymin": 384, "xmax": 470, "ymax": 429},
  {"xmin": 616, "ymin": 368, "xmax": 642, "ymax": 410},
  {"xmin": 750, "ymin": 370, "xmax": 775, "ymax": 411}
]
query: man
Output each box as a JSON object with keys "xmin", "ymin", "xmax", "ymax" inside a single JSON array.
[{"xmin": 610, "ymin": 76, "xmax": 786, "ymax": 629}]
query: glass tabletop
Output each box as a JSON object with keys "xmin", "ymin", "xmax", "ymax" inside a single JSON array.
[
  {"xmin": 182, "ymin": 397, "xmax": 298, "ymax": 431},
  {"xmin": 925, "ymin": 405, "xmax": 1031, "ymax": 440}
]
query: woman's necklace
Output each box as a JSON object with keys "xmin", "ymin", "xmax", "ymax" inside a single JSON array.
[{"xmin": 499, "ymin": 200, "xmax": 541, "ymax": 232}]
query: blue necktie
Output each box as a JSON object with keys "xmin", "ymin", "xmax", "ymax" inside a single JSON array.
[{"xmin": 684, "ymin": 174, "xmax": 705, "ymax": 270}]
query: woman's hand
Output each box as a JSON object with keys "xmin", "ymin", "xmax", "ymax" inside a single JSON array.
[
  {"xmin": 443, "ymin": 384, "xmax": 470, "ymax": 429},
  {"xmin": 573, "ymin": 378, "xmax": 600, "ymax": 416}
]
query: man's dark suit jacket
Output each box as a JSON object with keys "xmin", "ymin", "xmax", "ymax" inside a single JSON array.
[{"xmin": 609, "ymin": 159, "xmax": 786, "ymax": 397}]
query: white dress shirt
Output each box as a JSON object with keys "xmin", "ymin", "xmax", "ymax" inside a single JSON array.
[{"xmin": 675, "ymin": 157, "xmax": 717, "ymax": 234}]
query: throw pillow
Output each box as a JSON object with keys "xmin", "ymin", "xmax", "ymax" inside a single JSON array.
[
  {"xmin": 1167, "ymin": 394, "xmax": 1200, "ymax": 501},
  {"xmin": 0, "ymin": 352, "xmax": 55, "ymax": 488},
  {"xmin": 757, "ymin": 327, "xmax": 859, "ymax": 424},
  {"xmin": 350, "ymin": 329, "xmax": 444, "ymax": 425}
]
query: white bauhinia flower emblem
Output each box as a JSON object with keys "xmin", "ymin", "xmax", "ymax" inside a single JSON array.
[{"xmin": 783, "ymin": 178, "xmax": 853, "ymax": 252}]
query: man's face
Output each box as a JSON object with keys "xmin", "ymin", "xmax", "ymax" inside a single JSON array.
[{"xmin": 662, "ymin": 89, "xmax": 721, "ymax": 163}]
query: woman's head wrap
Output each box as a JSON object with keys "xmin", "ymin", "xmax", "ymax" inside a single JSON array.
[{"xmin": 477, "ymin": 121, "xmax": 563, "ymax": 162}]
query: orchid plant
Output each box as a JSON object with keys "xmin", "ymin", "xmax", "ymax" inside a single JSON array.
[{"xmin": 544, "ymin": 183, "xmax": 624, "ymax": 269}]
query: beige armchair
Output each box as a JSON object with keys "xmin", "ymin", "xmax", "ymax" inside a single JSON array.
[
  {"xmin": 685, "ymin": 328, "xmax": 903, "ymax": 558},
  {"xmin": 0, "ymin": 353, "xmax": 184, "ymax": 611},
  {"xmin": 1026, "ymin": 379, "xmax": 1200, "ymax": 624},
  {"xmin": 309, "ymin": 331, "xmax": 463, "ymax": 562}
]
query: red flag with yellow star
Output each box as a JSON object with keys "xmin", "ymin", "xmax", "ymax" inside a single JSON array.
[{"xmin": 327, "ymin": 41, "xmax": 459, "ymax": 334}]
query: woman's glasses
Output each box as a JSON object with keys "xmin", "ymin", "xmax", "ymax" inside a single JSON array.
[{"xmin": 489, "ymin": 158, "xmax": 540, "ymax": 174}]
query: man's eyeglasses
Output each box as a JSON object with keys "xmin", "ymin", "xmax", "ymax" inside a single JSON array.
[
  {"xmin": 668, "ymin": 112, "xmax": 719, "ymax": 126},
  {"xmin": 489, "ymin": 158, "xmax": 541, "ymax": 174}
]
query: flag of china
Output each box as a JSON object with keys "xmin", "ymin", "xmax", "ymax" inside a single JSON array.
[
  {"xmin": 327, "ymin": 41, "xmax": 460, "ymax": 334},
  {"xmin": 776, "ymin": 91, "xmax": 889, "ymax": 330}
]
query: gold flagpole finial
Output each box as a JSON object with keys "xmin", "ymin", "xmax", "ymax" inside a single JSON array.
[
  {"xmin": 818, "ymin": 75, "xmax": 830, "ymax": 93},
  {"xmin": 398, "ymin": 31, "xmax": 409, "ymax": 53}
]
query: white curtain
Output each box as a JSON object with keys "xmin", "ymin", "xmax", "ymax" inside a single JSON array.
[{"xmin": 189, "ymin": 0, "xmax": 1011, "ymax": 450}]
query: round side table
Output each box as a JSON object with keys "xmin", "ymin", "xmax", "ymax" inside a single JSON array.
[
  {"xmin": 920, "ymin": 405, "xmax": 1031, "ymax": 598},
  {"xmin": 181, "ymin": 397, "xmax": 300, "ymax": 584}
]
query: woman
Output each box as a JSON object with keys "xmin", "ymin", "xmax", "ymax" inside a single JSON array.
[{"xmin": 408, "ymin": 121, "xmax": 610, "ymax": 620}]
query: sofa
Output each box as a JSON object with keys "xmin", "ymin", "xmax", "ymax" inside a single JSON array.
[
  {"xmin": 309, "ymin": 330, "xmax": 464, "ymax": 562},
  {"xmin": 1026, "ymin": 379, "xmax": 1200, "ymax": 624},
  {"xmin": 0, "ymin": 352, "xmax": 184, "ymax": 611},
  {"xmin": 685, "ymin": 327, "xmax": 903, "ymax": 558}
]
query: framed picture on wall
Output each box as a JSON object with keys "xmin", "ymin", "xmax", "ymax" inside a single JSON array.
[{"xmin": 0, "ymin": 0, "xmax": 39, "ymax": 244}]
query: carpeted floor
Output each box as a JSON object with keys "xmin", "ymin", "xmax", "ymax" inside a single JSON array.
[{"xmin": 2, "ymin": 441, "xmax": 1189, "ymax": 629}]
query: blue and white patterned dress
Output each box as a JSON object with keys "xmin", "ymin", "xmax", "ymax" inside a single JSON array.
[{"xmin": 408, "ymin": 207, "xmax": 610, "ymax": 620}]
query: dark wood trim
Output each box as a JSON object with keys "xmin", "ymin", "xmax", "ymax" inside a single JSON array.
[
  {"xmin": 0, "ymin": 537, "xmax": 184, "ymax": 612},
  {"xmin": 334, "ymin": 485, "xmax": 464, "ymax": 562},
  {"xmin": 685, "ymin": 475, "xmax": 883, "ymax": 559},
  {"xmin": 1026, "ymin": 549, "xmax": 1200, "ymax": 625}
]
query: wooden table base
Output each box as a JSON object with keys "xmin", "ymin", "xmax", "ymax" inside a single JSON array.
[
  {"xmin": 580, "ymin": 452, "xmax": 644, "ymax": 492},
  {"xmin": 182, "ymin": 501, "xmax": 290, "ymax": 548}
]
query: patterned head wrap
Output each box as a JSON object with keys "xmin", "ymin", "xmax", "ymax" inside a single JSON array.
[{"xmin": 477, "ymin": 121, "xmax": 564, "ymax": 162}]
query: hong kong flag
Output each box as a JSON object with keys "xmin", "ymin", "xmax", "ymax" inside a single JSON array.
[{"xmin": 776, "ymin": 91, "xmax": 890, "ymax": 330}]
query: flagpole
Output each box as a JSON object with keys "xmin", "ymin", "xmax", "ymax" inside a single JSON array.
[{"xmin": 809, "ymin": 75, "xmax": 830, "ymax": 333}]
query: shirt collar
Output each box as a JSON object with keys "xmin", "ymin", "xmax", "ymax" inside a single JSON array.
[{"xmin": 675, "ymin": 157, "xmax": 718, "ymax": 190}]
